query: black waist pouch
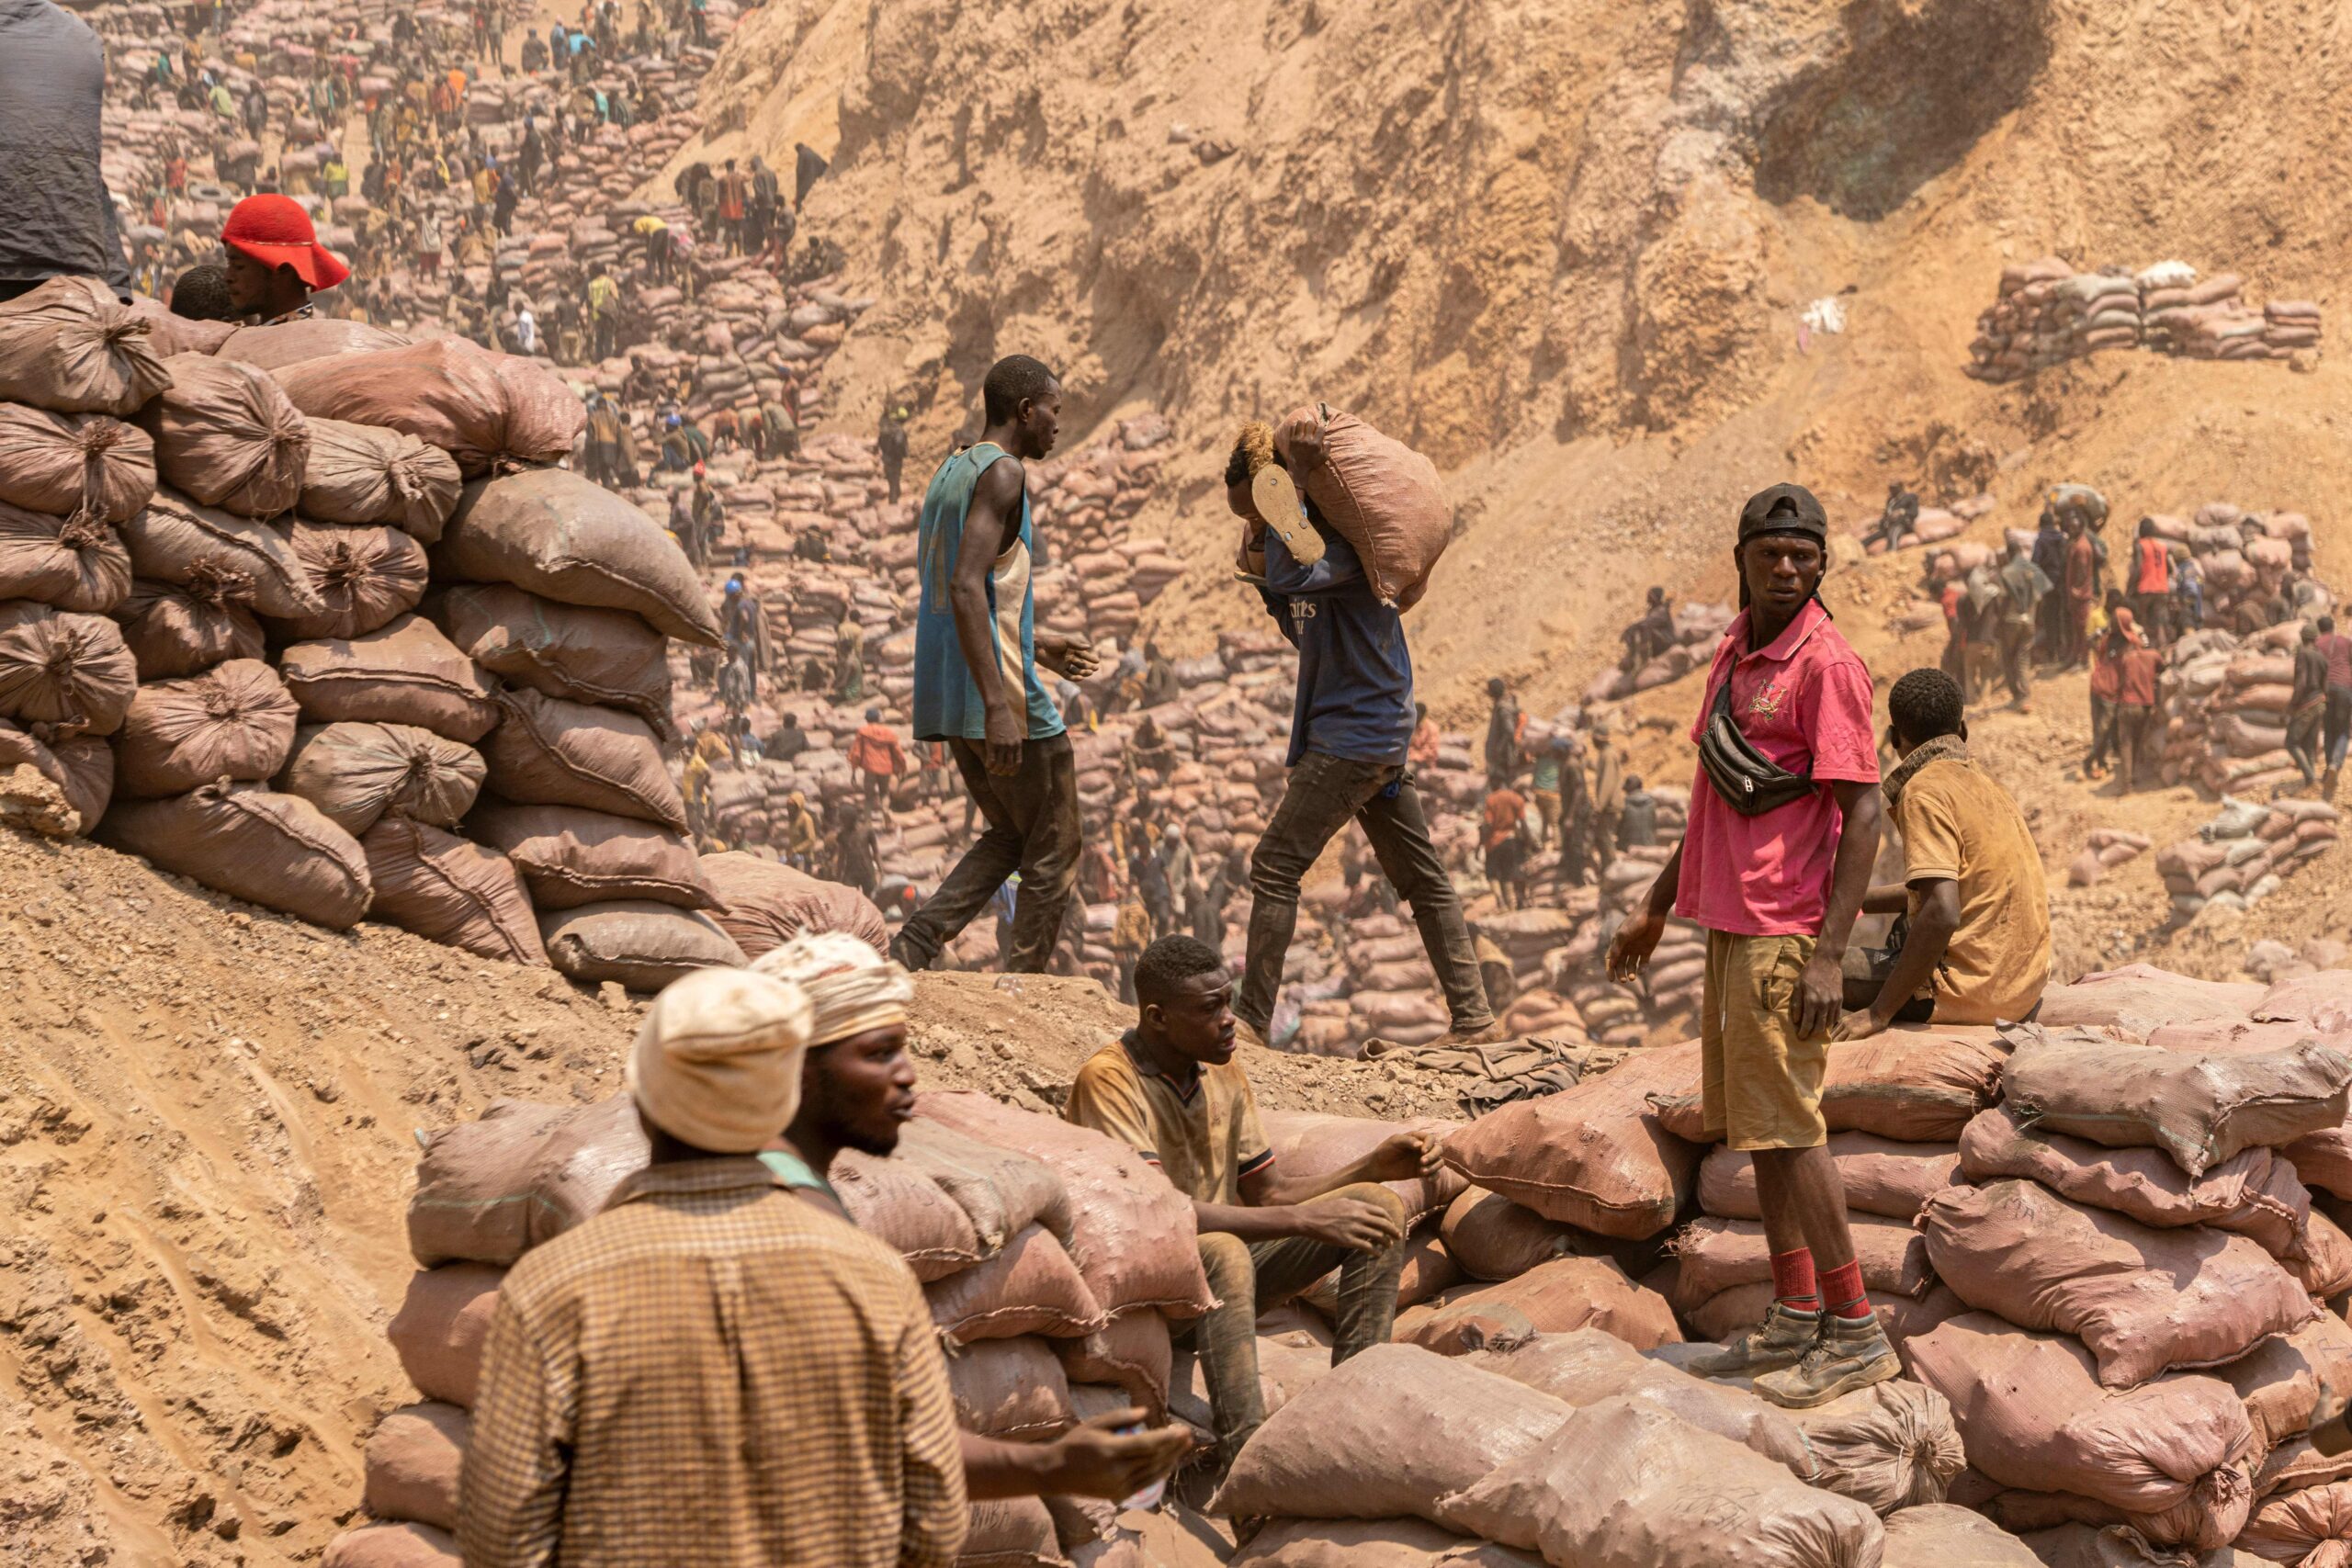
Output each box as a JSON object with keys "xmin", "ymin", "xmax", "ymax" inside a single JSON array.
[{"xmin": 1697, "ymin": 672, "xmax": 1815, "ymax": 817}]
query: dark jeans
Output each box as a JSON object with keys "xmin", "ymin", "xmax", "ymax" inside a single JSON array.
[
  {"xmin": 2036, "ymin": 588, "xmax": 2065, "ymax": 660},
  {"xmin": 2327, "ymin": 686, "xmax": 2352, "ymax": 773},
  {"xmin": 2086, "ymin": 694, "xmax": 2115, "ymax": 771},
  {"xmin": 1841, "ymin": 940, "xmax": 1938, "ymax": 1023},
  {"xmin": 1239, "ymin": 753, "xmax": 1490, "ymax": 1038},
  {"xmin": 1186, "ymin": 1183, "xmax": 1407, "ymax": 1469},
  {"xmin": 890, "ymin": 732, "xmax": 1080, "ymax": 974},
  {"xmin": 2289, "ymin": 702, "xmax": 2325, "ymax": 785},
  {"xmin": 2114, "ymin": 702, "xmax": 2156, "ymax": 793},
  {"xmin": 1998, "ymin": 619, "xmax": 2033, "ymax": 703}
]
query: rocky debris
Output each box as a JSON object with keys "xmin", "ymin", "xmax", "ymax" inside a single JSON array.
[
  {"xmin": 2066, "ymin": 828, "xmax": 2150, "ymax": 887},
  {"xmin": 2241, "ymin": 938, "xmax": 2352, "ymax": 989}
]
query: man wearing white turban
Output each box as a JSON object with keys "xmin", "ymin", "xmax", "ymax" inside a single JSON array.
[
  {"xmin": 461, "ymin": 966, "xmax": 971, "ymax": 1568},
  {"xmin": 752, "ymin": 933, "xmax": 1192, "ymax": 1505}
]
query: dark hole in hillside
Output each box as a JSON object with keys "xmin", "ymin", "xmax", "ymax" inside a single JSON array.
[{"xmin": 1752, "ymin": 0, "xmax": 2050, "ymax": 221}]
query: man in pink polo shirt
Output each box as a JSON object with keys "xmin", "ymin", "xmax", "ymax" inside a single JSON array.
[{"xmin": 1608, "ymin": 482, "xmax": 1894, "ymax": 1409}]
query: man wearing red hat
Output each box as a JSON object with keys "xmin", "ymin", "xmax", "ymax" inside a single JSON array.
[{"xmin": 220, "ymin": 193, "xmax": 349, "ymax": 323}]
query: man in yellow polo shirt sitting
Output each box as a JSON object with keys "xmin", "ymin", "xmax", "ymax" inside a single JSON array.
[
  {"xmin": 1065, "ymin": 936, "xmax": 1438, "ymax": 1476},
  {"xmin": 1837, "ymin": 667, "xmax": 2052, "ymax": 1038}
]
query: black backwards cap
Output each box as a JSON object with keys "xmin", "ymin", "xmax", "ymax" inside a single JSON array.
[{"xmin": 1736, "ymin": 482, "xmax": 1828, "ymax": 547}]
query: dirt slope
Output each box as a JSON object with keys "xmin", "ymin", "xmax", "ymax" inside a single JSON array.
[
  {"xmin": 0, "ymin": 829, "xmax": 1431, "ymax": 1568},
  {"xmin": 690, "ymin": 0, "xmax": 2352, "ymax": 982},
  {"xmin": 700, "ymin": 0, "xmax": 2352, "ymax": 717}
]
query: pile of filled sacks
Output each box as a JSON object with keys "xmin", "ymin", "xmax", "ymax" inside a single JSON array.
[
  {"xmin": 339, "ymin": 1087, "xmax": 1224, "ymax": 1568},
  {"xmin": 1913, "ymin": 965, "xmax": 2352, "ymax": 1560},
  {"xmin": 2159, "ymin": 631, "xmax": 2349, "ymax": 807},
  {"xmin": 1581, "ymin": 601, "xmax": 1736, "ymax": 703},
  {"xmin": 1305, "ymin": 911, "xmax": 1486, "ymax": 1055},
  {"xmin": 1218, "ymin": 1043, "xmax": 1979, "ymax": 1564},
  {"xmin": 0, "ymin": 275, "xmax": 892, "ymax": 991},
  {"xmin": 1967, "ymin": 257, "xmax": 2322, "ymax": 381},
  {"xmin": 1860, "ymin": 493, "xmax": 1998, "ymax": 562},
  {"xmin": 2156, "ymin": 795, "xmax": 2340, "ymax": 924},
  {"xmin": 1967, "ymin": 260, "xmax": 2150, "ymax": 379},
  {"xmin": 1657, "ymin": 963, "xmax": 2352, "ymax": 1565},
  {"xmin": 2146, "ymin": 503, "xmax": 2322, "ymax": 637},
  {"xmin": 1234, "ymin": 961, "xmax": 2352, "ymax": 1564}
]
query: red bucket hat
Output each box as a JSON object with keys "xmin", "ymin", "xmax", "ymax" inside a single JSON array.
[{"xmin": 222, "ymin": 194, "xmax": 350, "ymax": 291}]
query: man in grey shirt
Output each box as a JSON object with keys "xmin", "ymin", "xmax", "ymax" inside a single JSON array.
[{"xmin": 0, "ymin": 0, "xmax": 131, "ymax": 300}]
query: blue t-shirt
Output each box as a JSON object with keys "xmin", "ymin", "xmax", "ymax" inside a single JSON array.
[
  {"xmin": 910, "ymin": 444, "xmax": 1065, "ymax": 744},
  {"xmin": 1257, "ymin": 512, "xmax": 1414, "ymax": 767}
]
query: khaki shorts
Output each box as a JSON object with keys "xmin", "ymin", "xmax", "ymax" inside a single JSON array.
[{"xmin": 1701, "ymin": 930, "xmax": 1828, "ymax": 1151}]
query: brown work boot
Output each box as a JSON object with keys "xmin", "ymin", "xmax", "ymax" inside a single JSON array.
[
  {"xmin": 1678, "ymin": 1302, "xmax": 1821, "ymax": 1381},
  {"xmin": 1753, "ymin": 1313, "xmax": 1902, "ymax": 1410}
]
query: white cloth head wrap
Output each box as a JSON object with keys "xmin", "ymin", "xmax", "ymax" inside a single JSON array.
[
  {"xmin": 627, "ymin": 968, "xmax": 815, "ymax": 1152},
  {"xmin": 750, "ymin": 931, "xmax": 913, "ymax": 1046}
]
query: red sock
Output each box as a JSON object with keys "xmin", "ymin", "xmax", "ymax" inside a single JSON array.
[
  {"xmin": 1769, "ymin": 1247, "xmax": 1819, "ymax": 1313},
  {"xmin": 1821, "ymin": 1258, "xmax": 1870, "ymax": 1321}
]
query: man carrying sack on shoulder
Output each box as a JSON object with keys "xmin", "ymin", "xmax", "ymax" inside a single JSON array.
[
  {"xmin": 1607, "ymin": 481, "xmax": 1897, "ymax": 1410},
  {"xmin": 1224, "ymin": 418, "xmax": 1495, "ymax": 1051}
]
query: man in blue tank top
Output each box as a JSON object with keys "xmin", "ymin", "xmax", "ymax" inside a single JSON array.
[{"xmin": 891, "ymin": 355, "xmax": 1102, "ymax": 974}]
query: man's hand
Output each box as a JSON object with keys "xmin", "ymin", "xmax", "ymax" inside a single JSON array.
[
  {"xmin": 984, "ymin": 699, "xmax": 1023, "ymax": 777},
  {"xmin": 1363, "ymin": 1130, "xmax": 1442, "ymax": 1185},
  {"xmin": 1606, "ymin": 911, "xmax": 1667, "ymax": 984},
  {"xmin": 1294, "ymin": 1192, "xmax": 1404, "ymax": 1253},
  {"xmin": 1277, "ymin": 413, "xmax": 1328, "ymax": 474},
  {"xmin": 1831, "ymin": 1005, "xmax": 1893, "ymax": 1043},
  {"xmin": 1036, "ymin": 632, "xmax": 1101, "ymax": 682},
  {"xmin": 1037, "ymin": 1409, "xmax": 1192, "ymax": 1500},
  {"xmin": 1793, "ymin": 950, "xmax": 1845, "ymax": 1041}
]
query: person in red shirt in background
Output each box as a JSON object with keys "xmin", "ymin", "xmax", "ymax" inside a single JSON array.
[
  {"xmin": 2084, "ymin": 598, "xmax": 2143, "ymax": 782},
  {"xmin": 2064, "ymin": 516, "xmax": 2098, "ymax": 667},
  {"xmin": 2132, "ymin": 519, "xmax": 2175, "ymax": 649},
  {"xmin": 848, "ymin": 707, "xmax": 908, "ymax": 807},
  {"xmin": 1608, "ymin": 482, "xmax": 1892, "ymax": 1409},
  {"xmin": 717, "ymin": 158, "xmax": 750, "ymax": 254},
  {"xmin": 2112, "ymin": 637, "xmax": 2165, "ymax": 794},
  {"xmin": 1482, "ymin": 781, "xmax": 1529, "ymax": 910},
  {"xmin": 2315, "ymin": 615, "xmax": 2352, "ymax": 799}
]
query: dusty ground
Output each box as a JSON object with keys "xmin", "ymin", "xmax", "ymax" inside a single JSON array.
[{"xmin": 0, "ymin": 829, "xmax": 1449, "ymax": 1568}]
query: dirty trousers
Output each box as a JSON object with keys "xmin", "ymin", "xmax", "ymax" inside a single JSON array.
[
  {"xmin": 1184, "ymin": 1182, "xmax": 1408, "ymax": 1470},
  {"xmin": 1238, "ymin": 752, "xmax": 1490, "ymax": 1038},
  {"xmin": 891, "ymin": 732, "xmax": 1080, "ymax": 973}
]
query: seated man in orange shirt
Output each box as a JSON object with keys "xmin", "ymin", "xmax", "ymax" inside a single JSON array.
[
  {"xmin": 1065, "ymin": 936, "xmax": 1434, "ymax": 1477},
  {"xmin": 1838, "ymin": 669, "xmax": 2051, "ymax": 1038}
]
